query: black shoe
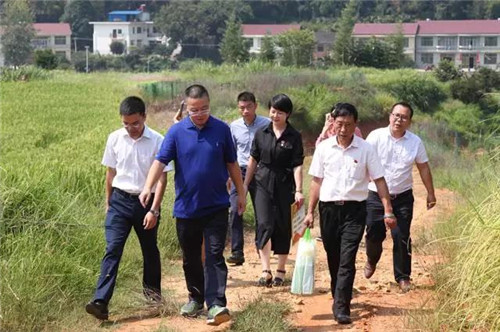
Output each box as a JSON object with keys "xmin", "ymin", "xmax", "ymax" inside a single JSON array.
[
  {"xmin": 258, "ymin": 270, "xmax": 273, "ymax": 287},
  {"xmin": 273, "ymin": 269, "xmax": 286, "ymax": 286},
  {"xmin": 334, "ymin": 314, "xmax": 352, "ymax": 324},
  {"xmin": 226, "ymin": 253, "xmax": 245, "ymax": 265},
  {"xmin": 85, "ymin": 300, "xmax": 109, "ymax": 320},
  {"xmin": 364, "ymin": 261, "xmax": 376, "ymax": 279}
]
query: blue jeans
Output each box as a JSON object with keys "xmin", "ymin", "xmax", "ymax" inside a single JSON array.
[
  {"xmin": 365, "ymin": 190, "xmax": 414, "ymax": 282},
  {"xmin": 176, "ymin": 208, "xmax": 228, "ymax": 308},
  {"xmin": 228, "ymin": 167, "xmax": 257, "ymax": 256},
  {"xmin": 93, "ymin": 188, "xmax": 161, "ymax": 304}
]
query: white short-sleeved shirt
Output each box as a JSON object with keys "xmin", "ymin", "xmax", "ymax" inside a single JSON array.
[
  {"xmin": 309, "ymin": 135, "xmax": 385, "ymax": 202},
  {"xmin": 366, "ymin": 126, "xmax": 428, "ymax": 194},
  {"xmin": 102, "ymin": 126, "xmax": 173, "ymax": 194}
]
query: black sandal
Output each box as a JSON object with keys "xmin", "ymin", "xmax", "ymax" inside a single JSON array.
[
  {"xmin": 258, "ymin": 270, "xmax": 273, "ymax": 287},
  {"xmin": 273, "ymin": 269, "xmax": 286, "ymax": 286}
]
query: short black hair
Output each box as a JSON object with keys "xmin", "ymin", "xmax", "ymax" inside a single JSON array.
[
  {"xmin": 391, "ymin": 102, "xmax": 414, "ymax": 119},
  {"xmin": 185, "ymin": 84, "xmax": 210, "ymax": 100},
  {"xmin": 237, "ymin": 91, "xmax": 256, "ymax": 104},
  {"xmin": 120, "ymin": 96, "xmax": 146, "ymax": 116},
  {"xmin": 331, "ymin": 103, "xmax": 358, "ymax": 122},
  {"xmin": 268, "ymin": 93, "xmax": 293, "ymax": 114}
]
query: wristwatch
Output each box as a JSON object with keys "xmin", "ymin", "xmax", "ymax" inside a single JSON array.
[{"xmin": 149, "ymin": 209, "xmax": 160, "ymax": 217}]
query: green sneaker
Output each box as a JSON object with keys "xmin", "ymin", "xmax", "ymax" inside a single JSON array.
[
  {"xmin": 180, "ymin": 300, "xmax": 204, "ymax": 317},
  {"xmin": 206, "ymin": 305, "xmax": 230, "ymax": 326}
]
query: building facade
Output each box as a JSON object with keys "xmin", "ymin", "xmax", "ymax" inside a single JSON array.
[
  {"xmin": 90, "ymin": 8, "xmax": 163, "ymax": 55},
  {"xmin": 353, "ymin": 20, "xmax": 500, "ymax": 70},
  {"xmin": 0, "ymin": 23, "xmax": 71, "ymax": 66},
  {"xmin": 241, "ymin": 24, "xmax": 301, "ymax": 53}
]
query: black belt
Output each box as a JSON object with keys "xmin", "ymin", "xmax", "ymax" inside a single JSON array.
[
  {"xmin": 113, "ymin": 187, "xmax": 141, "ymax": 199},
  {"xmin": 323, "ymin": 200, "xmax": 365, "ymax": 206},
  {"xmin": 389, "ymin": 189, "xmax": 412, "ymax": 200}
]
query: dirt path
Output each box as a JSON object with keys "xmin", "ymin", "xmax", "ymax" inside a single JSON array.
[{"xmin": 112, "ymin": 169, "xmax": 456, "ymax": 332}]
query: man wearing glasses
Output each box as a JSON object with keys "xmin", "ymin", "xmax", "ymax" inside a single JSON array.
[
  {"xmin": 86, "ymin": 96, "xmax": 172, "ymax": 320},
  {"xmin": 363, "ymin": 102, "xmax": 436, "ymax": 293}
]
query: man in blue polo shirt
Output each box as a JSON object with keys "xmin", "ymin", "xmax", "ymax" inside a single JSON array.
[{"xmin": 140, "ymin": 85, "xmax": 246, "ymax": 326}]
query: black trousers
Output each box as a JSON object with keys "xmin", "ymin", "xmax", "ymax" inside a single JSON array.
[
  {"xmin": 365, "ymin": 190, "xmax": 414, "ymax": 282},
  {"xmin": 319, "ymin": 200, "xmax": 366, "ymax": 317},
  {"xmin": 176, "ymin": 209, "xmax": 228, "ymax": 308},
  {"xmin": 94, "ymin": 188, "xmax": 160, "ymax": 304}
]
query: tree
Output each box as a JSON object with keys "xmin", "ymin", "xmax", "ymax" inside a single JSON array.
[
  {"xmin": 386, "ymin": 24, "xmax": 407, "ymax": 68},
  {"xmin": 332, "ymin": 0, "xmax": 357, "ymax": 66},
  {"xmin": 434, "ymin": 59, "xmax": 461, "ymax": 82},
  {"xmin": 61, "ymin": 0, "xmax": 99, "ymax": 51},
  {"xmin": 34, "ymin": 49, "xmax": 58, "ymax": 69},
  {"xmin": 110, "ymin": 41, "xmax": 125, "ymax": 55},
  {"xmin": 0, "ymin": 0, "xmax": 35, "ymax": 66},
  {"xmin": 219, "ymin": 16, "xmax": 249, "ymax": 64},
  {"xmin": 155, "ymin": 0, "xmax": 252, "ymax": 61},
  {"xmin": 259, "ymin": 34, "xmax": 275, "ymax": 63},
  {"xmin": 275, "ymin": 29, "xmax": 315, "ymax": 67}
]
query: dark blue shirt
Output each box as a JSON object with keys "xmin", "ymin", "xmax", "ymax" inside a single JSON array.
[{"xmin": 156, "ymin": 116, "xmax": 237, "ymax": 218}]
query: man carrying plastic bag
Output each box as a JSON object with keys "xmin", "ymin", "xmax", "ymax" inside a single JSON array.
[{"xmin": 291, "ymin": 228, "xmax": 315, "ymax": 295}]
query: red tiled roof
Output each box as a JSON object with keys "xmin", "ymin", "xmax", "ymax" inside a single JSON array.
[
  {"xmin": 33, "ymin": 23, "xmax": 71, "ymax": 36},
  {"xmin": 417, "ymin": 20, "xmax": 500, "ymax": 35},
  {"xmin": 353, "ymin": 23, "xmax": 418, "ymax": 36},
  {"xmin": 241, "ymin": 24, "xmax": 300, "ymax": 36}
]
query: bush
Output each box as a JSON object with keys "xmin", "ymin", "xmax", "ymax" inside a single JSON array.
[
  {"xmin": 109, "ymin": 40, "xmax": 125, "ymax": 55},
  {"xmin": 434, "ymin": 59, "xmax": 462, "ymax": 82},
  {"xmin": 34, "ymin": 49, "xmax": 58, "ymax": 70},
  {"xmin": 373, "ymin": 72, "xmax": 447, "ymax": 113},
  {"xmin": 434, "ymin": 99, "xmax": 485, "ymax": 142}
]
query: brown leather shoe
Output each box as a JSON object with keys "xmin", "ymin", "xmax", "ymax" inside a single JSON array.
[
  {"xmin": 364, "ymin": 261, "xmax": 376, "ymax": 279},
  {"xmin": 399, "ymin": 279, "xmax": 411, "ymax": 293}
]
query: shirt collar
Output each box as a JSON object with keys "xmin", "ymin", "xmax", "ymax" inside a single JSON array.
[
  {"xmin": 243, "ymin": 115, "xmax": 258, "ymax": 127},
  {"xmin": 331, "ymin": 135, "xmax": 360, "ymax": 149},
  {"xmin": 185, "ymin": 115, "xmax": 214, "ymax": 129},
  {"xmin": 120, "ymin": 125, "xmax": 152, "ymax": 139},
  {"xmin": 386, "ymin": 125, "xmax": 408, "ymax": 140}
]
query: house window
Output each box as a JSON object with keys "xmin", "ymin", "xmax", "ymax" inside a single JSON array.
[
  {"xmin": 137, "ymin": 27, "xmax": 142, "ymax": 34},
  {"xmin": 130, "ymin": 40, "xmax": 135, "ymax": 46},
  {"xmin": 420, "ymin": 53, "xmax": 433, "ymax": 64},
  {"xmin": 55, "ymin": 51, "xmax": 66, "ymax": 57},
  {"xmin": 54, "ymin": 36, "xmax": 66, "ymax": 45},
  {"xmin": 484, "ymin": 53, "xmax": 497, "ymax": 65},
  {"xmin": 459, "ymin": 36, "xmax": 480, "ymax": 48},
  {"xmin": 132, "ymin": 27, "xmax": 135, "ymax": 34},
  {"xmin": 137, "ymin": 39, "xmax": 142, "ymax": 47},
  {"xmin": 403, "ymin": 37, "xmax": 409, "ymax": 48},
  {"xmin": 440, "ymin": 53, "xmax": 455, "ymax": 62},
  {"xmin": 32, "ymin": 38, "xmax": 49, "ymax": 48},
  {"xmin": 485, "ymin": 37, "xmax": 498, "ymax": 47},
  {"xmin": 437, "ymin": 37, "xmax": 457, "ymax": 50},
  {"xmin": 421, "ymin": 37, "xmax": 433, "ymax": 47},
  {"xmin": 118, "ymin": 29, "xmax": 122, "ymax": 35},
  {"xmin": 317, "ymin": 45, "xmax": 324, "ymax": 52}
]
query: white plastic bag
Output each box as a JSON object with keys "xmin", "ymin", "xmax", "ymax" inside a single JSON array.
[{"xmin": 291, "ymin": 228, "xmax": 315, "ymax": 295}]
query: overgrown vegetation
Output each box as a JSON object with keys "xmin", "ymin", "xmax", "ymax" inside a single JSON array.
[{"xmin": 230, "ymin": 298, "xmax": 292, "ymax": 332}]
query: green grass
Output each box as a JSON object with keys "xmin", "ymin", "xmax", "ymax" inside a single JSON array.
[
  {"xmin": 230, "ymin": 297, "xmax": 293, "ymax": 332},
  {"xmin": 0, "ymin": 72, "xmax": 179, "ymax": 331}
]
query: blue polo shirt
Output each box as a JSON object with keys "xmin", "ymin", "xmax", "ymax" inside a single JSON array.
[{"xmin": 156, "ymin": 116, "xmax": 237, "ymax": 219}]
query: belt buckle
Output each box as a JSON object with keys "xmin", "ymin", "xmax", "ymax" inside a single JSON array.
[{"xmin": 334, "ymin": 200, "xmax": 345, "ymax": 206}]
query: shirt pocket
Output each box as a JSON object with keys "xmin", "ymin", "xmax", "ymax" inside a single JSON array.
[{"xmin": 348, "ymin": 159, "xmax": 366, "ymax": 180}]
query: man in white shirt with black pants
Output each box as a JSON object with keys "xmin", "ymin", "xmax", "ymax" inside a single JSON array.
[
  {"xmin": 363, "ymin": 102, "xmax": 436, "ymax": 293},
  {"xmin": 304, "ymin": 103, "xmax": 396, "ymax": 325},
  {"xmin": 86, "ymin": 96, "xmax": 172, "ymax": 320}
]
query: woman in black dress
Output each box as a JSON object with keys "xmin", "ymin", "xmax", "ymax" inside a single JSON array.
[{"xmin": 243, "ymin": 94, "xmax": 304, "ymax": 286}]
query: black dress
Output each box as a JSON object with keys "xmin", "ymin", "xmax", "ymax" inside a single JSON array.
[{"xmin": 250, "ymin": 122, "xmax": 304, "ymax": 254}]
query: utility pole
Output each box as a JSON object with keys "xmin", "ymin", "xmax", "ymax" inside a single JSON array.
[{"xmin": 85, "ymin": 45, "xmax": 89, "ymax": 73}]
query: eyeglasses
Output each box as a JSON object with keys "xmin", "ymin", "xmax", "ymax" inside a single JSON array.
[{"xmin": 391, "ymin": 113, "xmax": 410, "ymax": 122}]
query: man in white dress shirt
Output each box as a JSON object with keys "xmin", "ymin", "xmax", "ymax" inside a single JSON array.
[
  {"xmin": 85, "ymin": 96, "xmax": 172, "ymax": 320},
  {"xmin": 363, "ymin": 102, "xmax": 436, "ymax": 293},
  {"xmin": 304, "ymin": 103, "xmax": 396, "ymax": 325}
]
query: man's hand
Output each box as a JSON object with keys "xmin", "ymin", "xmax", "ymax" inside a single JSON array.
[
  {"xmin": 304, "ymin": 212, "xmax": 314, "ymax": 229},
  {"xmin": 384, "ymin": 215, "xmax": 397, "ymax": 230},
  {"xmin": 295, "ymin": 192, "xmax": 304, "ymax": 209},
  {"xmin": 426, "ymin": 193, "xmax": 437, "ymax": 210},
  {"xmin": 143, "ymin": 212, "xmax": 158, "ymax": 230},
  {"xmin": 139, "ymin": 188, "xmax": 152, "ymax": 208},
  {"xmin": 237, "ymin": 195, "xmax": 246, "ymax": 216}
]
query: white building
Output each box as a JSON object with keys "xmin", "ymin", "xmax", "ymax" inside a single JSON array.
[
  {"xmin": 241, "ymin": 24, "xmax": 301, "ymax": 53},
  {"xmin": 89, "ymin": 8, "xmax": 163, "ymax": 55}
]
